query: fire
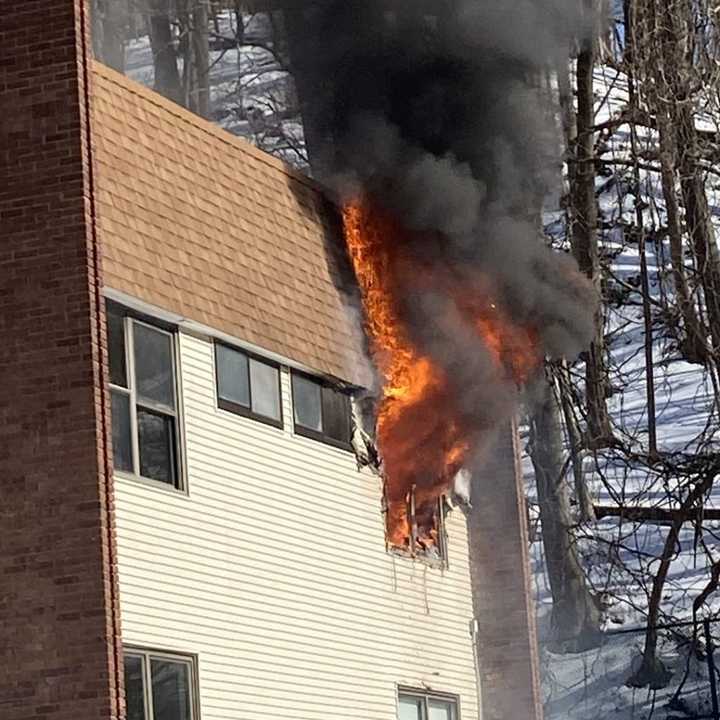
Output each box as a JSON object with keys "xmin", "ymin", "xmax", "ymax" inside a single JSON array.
[{"xmin": 343, "ymin": 200, "xmax": 539, "ymax": 553}]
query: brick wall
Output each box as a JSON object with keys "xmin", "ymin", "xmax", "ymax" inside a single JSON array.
[
  {"xmin": 467, "ymin": 421, "xmax": 544, "ymax": 720},
  {"xmin": 0, "ymin": 1, "xmax": 123, "ymax": 718}
]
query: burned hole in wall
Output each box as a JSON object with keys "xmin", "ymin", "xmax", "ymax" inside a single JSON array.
[{"xmin": 344, "ymin": 201, "xmax": 541, "ymax": 566}]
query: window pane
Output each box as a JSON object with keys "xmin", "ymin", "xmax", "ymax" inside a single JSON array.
[
  {"xmin": 399, "ymin": 695, "xmax": 423, "ymax": 720},
  {"xmin": 133, "ymin": 323, "xmax": 175, "ymax": 409},
  {"xmin": 138, "ymin": 407, "xmax": 176, "ymax": 485},
  {"xmin": 111, "ymin": 391, "xmax": 133, "ymax": 473},
  {"xmin": 216, "ymin": 344, "xmax": 250, "ymax": 408},
  {"xmin": 428, "ymin": 699, "xmax": 455, "ymax": 720},
  {"xmin": 293, "ymin": 375, "xmax": 322, "ymax": 432},
  {"xmin": 108, "ymin": 307, "xmax": 127, "ymax": 388},
  {"xmin": 123, "ymin": 655, "xmax": 146, "ymax": 720},
  {"xmin": 250, "ymin": 358, "xmax": 280, "ymax": 420},
  {"xmin": 151, "ymin": 658, "xmax": 192, "ymax": 720},
  {"xmin": 322, "ymin": 386, "xmax": 350, "ymax": 443}
]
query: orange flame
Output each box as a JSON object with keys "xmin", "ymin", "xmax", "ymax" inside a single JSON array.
[{"xmin": 343, "ymin": 200, "xmax": 539, "ymax": 550}]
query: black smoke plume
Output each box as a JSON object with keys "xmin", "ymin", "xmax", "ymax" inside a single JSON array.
[{"xmin": 282, "ymin": 1, "xmax": 596, "ymax": 456}]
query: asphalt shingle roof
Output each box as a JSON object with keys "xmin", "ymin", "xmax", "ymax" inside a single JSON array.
[{"xmin": 92, "ymin": 62, "xmax": 367, "ymax": 385}]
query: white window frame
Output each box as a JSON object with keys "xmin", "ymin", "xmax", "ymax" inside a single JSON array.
[
  {"xmin": 123, "ymin": 647, "xmax": 200, "ymax": 720},
  {"xmin": 397, "ymin": 688, "xmax": 460, "ymax": 720},
  {"xmin": 109, "ymin": 307, "xmax": 184, "ymax": 491}
]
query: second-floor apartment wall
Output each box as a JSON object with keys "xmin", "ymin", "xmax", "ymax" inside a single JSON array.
[{"xmin": 109, "ymin": 294, "xmax": 480, "ymax": 719}]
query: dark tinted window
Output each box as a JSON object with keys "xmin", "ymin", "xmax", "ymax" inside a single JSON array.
[
  {"xmin": 108, "ymin": 306, "xmax": 127, "ymax": 388},
  {"xmin": 134, "ymin": 323, "xmax": 175, "ymax": 409},
  {"xmin": 123, "ymin": 652, "xmax": 195, "ymax": 720},
  {"xmin": 111, "ymin": 391, "xmax": 133, "ymax": 473},
  {"xmin": 138, "ymin": 408, "xmax": 176, "ymax": 485},
  {"xmin": 322, "ymin": 385, "xmax": 351, "ymax": 444},
  {"xmin": 124, "ymin": 655, "xmax": 146, "ymax": 720},
  {"xmin": 108, "ymin": 308, "xmax": 181, "ymax": 488},
  {"xmin": 151, "ymin": 658, "xmax": 192, "ymax": 720},
  {"xmin": 292, "ymin": 372, "xmax": 351, "ymax": 448}
]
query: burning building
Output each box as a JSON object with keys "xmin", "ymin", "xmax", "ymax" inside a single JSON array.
[
  {"xmin": 0, "ymin": 2, "xmax": 595, "ymax": 719},
  {"xmin": 282, "ymin": 2, "xmax": 595, "ymax": 570}
]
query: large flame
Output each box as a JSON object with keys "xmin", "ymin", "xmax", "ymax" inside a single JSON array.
[{"xmin": 343, "ymin": 200, "xmax": 539, "ymax": 551}]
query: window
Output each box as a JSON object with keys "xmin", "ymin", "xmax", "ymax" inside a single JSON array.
[
  {"xmin": 291, "ymin": 371, "xmax": 352, "ymax": 449},
  {"xmin": 108, "ymin": 304, "xmax": 182, "ymax": 488},
  {"xmin": 398, "ymin": 690, "xmax": 459, "ymax": 720},
  {"xmin": 124, "ymin": 649, "xmax": 198, "ymax": 720},
  {"xmin": 214, "ymin": 342, "xmax": 282, "ymax": 426},
  {"xmin": 389, "ymin": 490, "xmax": 448, "ymax": 565}
]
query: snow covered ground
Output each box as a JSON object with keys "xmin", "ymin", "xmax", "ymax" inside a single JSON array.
[
  {"xmin": 124, "ymin": 10, "xmax": 307, "ymax": 167},
  {"xmin": 531, "ymin": 65, "xmax": 720, "ymax": 719}
]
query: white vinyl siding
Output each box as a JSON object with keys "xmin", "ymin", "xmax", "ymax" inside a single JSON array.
[{"xmin": 115, "ymin": 331, "xmax": 480, "ymax": 720}]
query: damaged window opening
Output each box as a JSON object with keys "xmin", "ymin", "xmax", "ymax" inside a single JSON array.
[
  {"xmin": 387, "ymin": 488, "xmax": 448, "ymax": 565},
  {"xmin": 214, "ymin": 342, "xmax": 282, "ymax": 427},
  {"xmin": 108, "ymin": 303, "xmax": 182, "ymax": 489},
  {"xmin": 291, "ymin": 371, "xmax": 352, "ymax": 450}
]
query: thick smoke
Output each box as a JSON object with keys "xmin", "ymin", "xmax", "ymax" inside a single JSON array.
[{"xmin": 285, "ymin": 1, "xmax": 596, "ymax": 459}]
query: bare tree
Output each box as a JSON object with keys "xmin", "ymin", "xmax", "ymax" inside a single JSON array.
[
  {"xmin": 148, "ymin": 0, "xmax": 183, "ymax": 104},
  {"xmin": 570, "ymin": 22, "xmax": 614, "ymax": 449},
  {"xmin": 529, "ymin": 368, "xmax": 601, "ymax": 652},
  {"xmin": 92, "ymin": 0, "xmax": 128, "ymax": 72},
  {"xmin": 178, "ymin": 0, "xmax": 210, "ymax": 117}
]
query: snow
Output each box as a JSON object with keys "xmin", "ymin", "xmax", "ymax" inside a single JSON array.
[
  {"xmin": 124, "ymin": 10, "xmax": 308, "ymax": 168},
  {"xmin": 532, "ymin": 64, "xmax": 720, "ymax": 719}
]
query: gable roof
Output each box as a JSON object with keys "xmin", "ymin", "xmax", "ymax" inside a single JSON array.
[{"xmin": 91, "ymin": 62, "xmax": 367, "ymax": 385}]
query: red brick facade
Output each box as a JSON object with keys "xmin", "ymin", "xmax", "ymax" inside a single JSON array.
[
  {"xmin": 468, "ymin": 420, "xmax": 544, "ymax": 720},
  {"xmin": 0, "ymin": 1, "xmax": 123, "ymax": 718}
]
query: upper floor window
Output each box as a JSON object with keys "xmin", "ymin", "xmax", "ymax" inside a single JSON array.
[
  {"xmin": 398, "ymin": 689, "xmax": 459, "ymax": 720},
  {"xmin": 214, "ymin": 342, "xmax": 282, "ymax": 427},
  {"xmin": 291, "ymin": 371, "xmax": 352, "ymax": 450},
  {"xmin": 108, "ymin": 303, "xmax": 182, "ymax": 488},
  {"xmin": 389, "ymin": 490, "xmax": 448, "ymax": 566},
  {"xmin": 124, "ymin": 648, "xmax": 198, "ymax": 720}
]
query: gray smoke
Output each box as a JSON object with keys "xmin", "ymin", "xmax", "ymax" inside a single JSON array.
[{"xmin": 283, "ymin": 1, "xmax": 596, "ymax": 441}]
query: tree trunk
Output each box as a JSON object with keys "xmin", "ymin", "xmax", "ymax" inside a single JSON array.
[
  {"xmin": 655, "ymin": 105, "xmax": 707, "ymax": 362},
  {"xmin": 92, "ymin": 0, "xmax": 127, "ymax": 72},
  {"xmin": 655, "ymin": 0, "xmax": 720, "ymax": 354},
  {"xmin": 191, "ymin": 0, "xmax": 210, "ymax": 118},
  {"xmin": 149, "ymin": 0, "xmax": 182, "ymax": 105},
  {"xmin": 277, "ymin": 3, "xmax": 335, "ymax": 175},
  {"xmin": 570, "ymin": 39, "xmax": 613, "ymax": 448},
  {"xmin": 644, "ymin": 0, "xmax": 706, "ymax": 362},
  {"xmin": 676, "ymin": 104, "xmax": 720, "ymax": 352},
  {"xmin": 624, "ymin": 35, "xmax": 659, "ymax": 457},
  {"xmin": 628, "ymin": 470, "xmax": 714, "ymax": 687},
  {"xmin": 557, "ymin": 362, "xmax": 596, "ymax": 523},
  {"xmin": 530, "ymin": 370, "xmax": 601, "ymax": 653},
  {"xmin": 178, "ymin": 0, "xmax": 210, "ymax": 117}
]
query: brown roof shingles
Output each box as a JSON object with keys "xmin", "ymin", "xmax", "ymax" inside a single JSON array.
[{"xmin": 91, "ymin": 62, "xmax": 366, "ymax": 384}]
